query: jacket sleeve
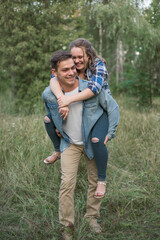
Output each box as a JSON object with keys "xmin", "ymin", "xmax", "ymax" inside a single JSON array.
[
  {"xmin": 42, "ymin": 86, "xmax": 57, "ymax": 113},
  {"xmin": 98, "ymin": 90, "xmax": 119, "ymax": 140}
]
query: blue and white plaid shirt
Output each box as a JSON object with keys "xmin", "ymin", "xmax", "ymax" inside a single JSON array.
[
  {"xmin": 87, "ymin": 58, "xmax": 111, "ymax": 95},
  {"xmin": 50, "ymin": 58, "xmax": 111, "ymax": 95}
]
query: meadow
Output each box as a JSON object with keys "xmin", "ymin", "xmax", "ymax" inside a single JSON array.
[{"xmin": 0, "ymin": 93, "xmax": 160, "ymax": 240}]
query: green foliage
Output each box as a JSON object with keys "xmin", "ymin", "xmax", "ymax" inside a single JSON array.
[
  {"xmin": 0, "ymin": 0, "xmax": 86, "ymax": 112},
  {"xmin": 15, "ymin": 79, "xmax": 46, "ymax": 114},
  {"xmin": 0, "ymin": 0, "xmax": 159, "ymax": 111},
  {"xmin": 85, "ymin": 0, "xmax": 160, "ymax": 105},
  {"xmin": 144, "ymin": 0, "xmax": 160, "ymax": 28}
]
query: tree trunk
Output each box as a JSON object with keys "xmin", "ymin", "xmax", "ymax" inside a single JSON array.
[
  {"xmin": 45, "ymin": 0, "xmax": 50, "ymax": 9},
  {"xmin": 149, "ymin": 62, "xmax": 152, "ymax": 105},
  {"xmin": 11, "ymin": 71, "xmax": 15, "ymax": 101},
  {"xmin": 119, "ymin": 40, "xmax": 124, "ymax": 82},
  {"xmin": 116, "ymin": 40, "xmax": 124, "ymax": 84},
  {"xmin": 99, "ymin": 21, "xmax": 102, "ymax": 56}
]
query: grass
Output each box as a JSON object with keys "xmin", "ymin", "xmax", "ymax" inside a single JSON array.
[{"xmin": 0, "ymin": 93, "xmax": 160, "ymax": 240}]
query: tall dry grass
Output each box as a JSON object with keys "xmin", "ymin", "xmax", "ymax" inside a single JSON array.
[{"xmin": 0, "ymin": 94, "xmax": 160, "ymax": 239}]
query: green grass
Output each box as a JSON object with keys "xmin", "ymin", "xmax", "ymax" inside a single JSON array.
[{"xmin": 0, "ymin": 94, "xmax": 160, "ymax": 240}]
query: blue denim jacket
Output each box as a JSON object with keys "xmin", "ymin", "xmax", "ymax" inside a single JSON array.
[{"xmin": 42, "ymin": 78, "xmax": 119, "ymax": 159}]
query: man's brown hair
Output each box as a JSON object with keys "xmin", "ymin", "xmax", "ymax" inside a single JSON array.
[{"xmin": 50, "ymin": 51, "xmax": 72, "ymax": 70}]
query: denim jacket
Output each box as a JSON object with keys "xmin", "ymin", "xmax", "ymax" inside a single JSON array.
[{"xmin": 42, "ymin": 78, "xmax": 119, "ymax": 159}]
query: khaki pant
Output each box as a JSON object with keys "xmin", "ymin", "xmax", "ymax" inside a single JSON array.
[{"xmin": 59, "ymin": 144, "xmax": 102, "ymax": 227}]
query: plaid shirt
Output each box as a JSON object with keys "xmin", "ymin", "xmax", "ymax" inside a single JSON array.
[
  {"xmin": 50, "ymin": 58, "xmax": 111, "ymax": 95},
  {"xmin": 87, "ymin": 58, "xmax": 111, "ymax": 95}
]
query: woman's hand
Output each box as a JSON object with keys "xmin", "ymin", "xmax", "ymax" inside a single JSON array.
[
  {"xmin": 55, "ymin": 128, "xmax": 62, "ymax": 138},
  {"xmin": 104, "ymin": 136, "xmax": 109, "ymax": 145},
  {"xmin": 59, "ymin": 106, "xmax": 69, "ymax": 120},
  {"xmin": 58, "ymin": 95, "xmax": 72, "ymax": 108}
]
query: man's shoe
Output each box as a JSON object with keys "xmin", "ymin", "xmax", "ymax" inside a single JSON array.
[
  {"xmin": 86, "ymin": 218, "xmax": 102, "ymax": 233},
  {"xmin": 62, "ymin": 227, "xmax": 74, "ymax": 240}
]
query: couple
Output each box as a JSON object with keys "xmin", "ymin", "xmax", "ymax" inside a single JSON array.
[{"xmin": 42, "ymin": 39, "xmax": 119, "ymax": 239}]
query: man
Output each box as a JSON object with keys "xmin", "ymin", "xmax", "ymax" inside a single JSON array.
[{"xmin": 42, "ymin": 51, "xmax": 119, "ymax": 239}]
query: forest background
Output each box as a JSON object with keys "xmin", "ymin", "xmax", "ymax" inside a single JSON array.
[
  {"xmin": 0, "ymin": 0, "xmax": 160, "ymax": 239},
  {"xmin": 0, "ymin": 0, "xmax": 160, "ymax": 111}
]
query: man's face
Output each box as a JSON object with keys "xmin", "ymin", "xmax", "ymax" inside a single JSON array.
[
  {"xmin": 71, "ymin": 47, "xmax": 89, "ymax": 72},
  {"xmin": 52, "ymin": 58, "xmax": 77, "ymax": 88}
]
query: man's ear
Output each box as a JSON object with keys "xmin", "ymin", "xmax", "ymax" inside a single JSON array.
[{"xmin": 51, "ymin": 68, "xmax": 57, "ymax": 77}]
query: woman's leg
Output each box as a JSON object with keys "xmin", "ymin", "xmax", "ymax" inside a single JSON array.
[
  {"xmin": 44, "ymin": 113, "xmax": 61, "ymax": 163},
  {"xmin": 91, "ymin": 112, "xmax": 109, "ymax": 197}
]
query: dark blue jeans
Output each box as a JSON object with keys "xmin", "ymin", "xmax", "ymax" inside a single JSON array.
[
  {"xmin": 91, "ymin": 112, "xmax": 108, "ymax": 181},
  {"xmin": 44, "ymin": 112, "xmax": 108, "ymax": 181},
  {"xmin": 44, "ymin": 113, "xmax": 60, "ymax": 152}
]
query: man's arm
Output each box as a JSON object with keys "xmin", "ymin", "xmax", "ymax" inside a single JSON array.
[
  {"xmin": 42, "ymin": 86, "xmax": 69, "ymax": 120},
  {"xmin": 98, "ymin": 90, "xmax": 119, "ymax": 141},
  {"xmin": 42, "ymin": 86, "xmax": 58, "ymax": 104}
]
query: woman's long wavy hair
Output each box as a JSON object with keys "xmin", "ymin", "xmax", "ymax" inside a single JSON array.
[{"xmin": 69, "ymin": 38, "xmax": 106, "ymax": 74}]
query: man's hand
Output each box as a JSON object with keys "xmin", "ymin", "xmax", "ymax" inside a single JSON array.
[
  {"xmin": 104, "ymin": 136, "xmax": 109, "ymax": 145},
  {"xmin": 59, "ymin": 106, "xmax": 69, "ymax": 120},
  {"xmin": 58, "ymin": 95, "xmax": 72, "ymax": 108},
  {"xmin": 55, "ymin": 128, "xmax": 62, "ymax": 138}
]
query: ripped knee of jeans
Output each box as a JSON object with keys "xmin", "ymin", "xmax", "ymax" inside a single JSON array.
[
  {"xmin": 91, "ymin": 137, "xmax": 99, "ymax": 143},
  {"xmin": 44, "ymin": 116, "xmax": 51, "ymax": 123}
]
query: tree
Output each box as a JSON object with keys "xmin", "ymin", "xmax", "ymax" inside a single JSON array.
[
  {"xmin": 0, "ymin": 0, "xmax": 159, "ymax": 111},
  {"xmin": 0, "ymin": 0, "xmax": 86, "ymax": 113},
  {"xmin": 84, "ymin": 0, "xmax": 160, "ymax": 105}
]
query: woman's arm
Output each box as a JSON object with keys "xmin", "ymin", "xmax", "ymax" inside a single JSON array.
[
  {"xmin": 58, "ymin": 59, "xmax": 109, "ymax": 107},
  {"xmin": 58, "ymin": 88, "xmax": 95, "ymax": 107},
  {"xmin": 50, "ymin": 77, "xmax": 64, "ymax": 99},
  {"xmin": 99, "ymin": 90, "xmax": 119, "ymax": 141},
  {"xmin": 50, "ymin": 76, "xmax": 94, "ymax": 106}
]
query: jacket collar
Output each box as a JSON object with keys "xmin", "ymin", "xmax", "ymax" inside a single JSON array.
[{"xmin": 77, "ymin": 76, "xmax": 88, "ymax": 92}]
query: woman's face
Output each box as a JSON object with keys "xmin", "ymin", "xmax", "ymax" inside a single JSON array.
[{"xmin": 70, "ymin": 47, "xmax": 89, "ymax": 72}]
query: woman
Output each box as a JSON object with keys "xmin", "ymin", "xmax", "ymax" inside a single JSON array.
[{"xmin": 44, "ymin": 38, "xmax": 113, "ymax": 199}]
